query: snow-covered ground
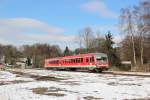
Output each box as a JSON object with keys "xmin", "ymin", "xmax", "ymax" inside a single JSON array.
[{"xmin": 0, "ymin": 69, "xmax": 150, "ymax": 100}]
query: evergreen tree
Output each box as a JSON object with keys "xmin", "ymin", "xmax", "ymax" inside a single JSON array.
[
  {"xmin": 63, "ymin": 46, "xmax": 70, "ymax": 56},
  {"xmin": 26, "ymin": 58, "xmax": 32, "ymax": 66},
  {"xmin": 104, "ymin": 31, "xmax": 121, "ymax": 66}
]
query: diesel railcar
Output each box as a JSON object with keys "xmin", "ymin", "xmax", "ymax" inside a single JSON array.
[{"xmin": 44, "ymin": 53, "xmax": 108, "ymax": 72}]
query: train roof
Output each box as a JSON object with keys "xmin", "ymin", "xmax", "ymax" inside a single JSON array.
[
  {"xmin": 89, "ymin": 53, "xmax": 107, "ymax": 57},
  {"xmin": 45, "ymin": 53, "xmax": 107, "ymax": 60},
  {"xmin": 62, "ymin": 53, "xmax": 107, "ymax": 58}
]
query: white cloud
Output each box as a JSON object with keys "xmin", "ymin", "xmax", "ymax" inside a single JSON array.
[
  {"xmin": 0, "ymin": 18, "xmax": 75, "ymax": 46},
  {"xmin": 81, "ymin": 0, "xmax": 118, "ymax": 18},
  {"xmin": 95, "ymin": 25, "xmax": 117, "ymax": 33}
]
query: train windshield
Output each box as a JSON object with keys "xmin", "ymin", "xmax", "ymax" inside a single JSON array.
[
  {"xmin": 95, "ymin": 53, "xmax": 108, "ymax": 62},
  {"xmin": 96, "ymin": 57, "xmax": 107, "ymax": 61}
]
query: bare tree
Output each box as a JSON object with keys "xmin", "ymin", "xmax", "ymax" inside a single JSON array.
[
  {"xmin": 22, "ymin": 44, "xmax": 62, "ymax": 68},
  {"xmin": 133, "ymin": 0, "xmax": 150, "ymax": 65},
  {"xmin": 120, "ymin": 8, "xmax": 137, "ymax": 65},
  {"xmin": 76, "ymin": 31, "xmax": 83, "ymax": 49},
  {"xmin": 80, "ymin": 27, "xmax": 94, "ymax": 51}
]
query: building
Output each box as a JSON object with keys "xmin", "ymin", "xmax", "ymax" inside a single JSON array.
[{"xmin": 16, "ymin": 58, "xmax": 32, "ymax": 69}]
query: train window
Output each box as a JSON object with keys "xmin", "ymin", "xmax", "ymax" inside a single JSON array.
[
  {"xmin": 73, "ymin": 59, "xmax": 75, "ymax": 63},
  {"xmin": 78, "ymin": 58, "xmax": 80, "ymax": 63},
  {"xmin": 102, "ymin": 57, "xmax": 107, "ymax": 61},
  {"xmin": 96, "ymin": 57, "xmax": 107, "ymax": 61},
  {"xmin": 90, "ymin": 57, "xmax": 94, "ymax": 63},
  {"xmin": 90, "ymin": 57, "xmax": 92, "ymax": 63},
  {"xmin": 81, "ymin": 58, "xmax": 83, "ymax": 63},
  {"xmin": 76, "ymin": 58, "xmax": 78, "ymax": 63},
  {"xmin": 76, "ymin": 58, "xmax": 80, "ymax": 63},
  {"xmin": 92, "ymin": 57, "xmax": 94, "ymax": 62},
  {"xmin": 75, "ymin": 58, "xmax": 80, "ymax": 63},
  {"xmin": 65, "ymin": 59, "xmax": 71, "ymax": 64},
  {"xmin": 86, "ymin": 58, "xmax": 89, "ymax": 63},
  {"xmin": 71, "ymin": 59, "xmax": 73, "ymax": 63}
]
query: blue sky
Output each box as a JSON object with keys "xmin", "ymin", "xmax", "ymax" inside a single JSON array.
[{"xmin": 0, "ymin": 0, "xmax": 140, "ymax": 50}]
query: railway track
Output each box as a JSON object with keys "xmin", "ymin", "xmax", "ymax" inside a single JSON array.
[
  {"xmin": 102, "ymin": 71, "xmax": 150, "ymax": 77},
  {"xmin": 43, "ymin": 68, "xmax": 150, "ymax": 77},
  {"xmin": 5, "ymin": 68, "xmax": 150, "ymax": 77}
]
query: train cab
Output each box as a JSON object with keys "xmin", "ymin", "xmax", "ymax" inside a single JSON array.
[{"xmin": 95, "ymin": 53, "xmax": 108, "ymax": 70}]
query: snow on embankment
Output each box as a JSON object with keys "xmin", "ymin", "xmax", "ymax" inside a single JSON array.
[{"xmin": 0, "ymin": 69, "xmax": 150, "ymax": 100}]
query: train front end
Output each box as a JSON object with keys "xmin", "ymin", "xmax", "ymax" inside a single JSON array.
[{"xmin": 95, "ymin": 53, "xmax": 109, "ymax": 70}]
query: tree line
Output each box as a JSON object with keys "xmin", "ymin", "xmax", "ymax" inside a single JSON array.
[{"xmin": 0, "ymin": 44, "xmax": 62, "ymax": 68}]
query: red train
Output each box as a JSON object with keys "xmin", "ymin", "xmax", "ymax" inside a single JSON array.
[{"xmin": 44, "ymin": 53, "xmax": 108, "ymax": 72}]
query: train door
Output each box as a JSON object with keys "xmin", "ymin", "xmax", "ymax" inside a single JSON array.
[
  {"xmin": 90, "ymin": 56, "xmax": 95, "ymax": 65},
  {"xmin": 85, "ymin": 57, "xmax": 90, "ymax": 65}
]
